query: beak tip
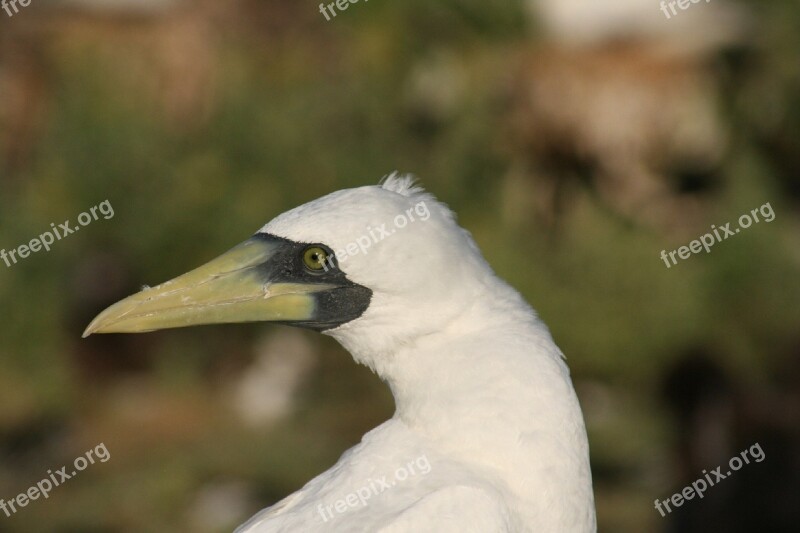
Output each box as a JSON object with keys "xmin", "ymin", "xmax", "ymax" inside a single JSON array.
[
  {"xmin": 82, "ymin": 320, "xmax": 100, "ymax": 338},
  {"xmin": 82, "ymin": 299, "xmax": 137, "ymax": 338},
  {"xmin": 83, "ymin": 310, "xmax": 116, "ymax": 338}
]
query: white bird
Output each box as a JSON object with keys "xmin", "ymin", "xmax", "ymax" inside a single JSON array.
[{"xmin": 84, "ymin": 175, "xmax": 596, "ymax": 532}]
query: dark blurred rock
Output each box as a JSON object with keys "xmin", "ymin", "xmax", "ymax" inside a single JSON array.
[{"xmin": 660, "ymin": 347, "xmax": 800, "ymax": 533}]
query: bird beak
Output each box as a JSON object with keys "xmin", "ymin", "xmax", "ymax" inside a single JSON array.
[{"xmin": 83, "ymin": 235, "xmax": 339, "ymax": 337}]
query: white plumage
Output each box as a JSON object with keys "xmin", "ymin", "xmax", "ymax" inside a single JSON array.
[{"xmin": 235, "ymin": 175, "xmax": 596, "ymax": 532}]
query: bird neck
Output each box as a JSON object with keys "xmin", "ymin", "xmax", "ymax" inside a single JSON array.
[
  {"xmin": 385, "ymin": 296, "xmax": 576, "ymax": 435},
  {"xmin": 378, "ymin": 293, "xmax": 595, "ymax": 531}
]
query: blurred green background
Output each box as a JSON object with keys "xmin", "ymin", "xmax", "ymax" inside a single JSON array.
[{"xmin": 1, "ymin": 0, "xmax": 798, "ymax": 531}]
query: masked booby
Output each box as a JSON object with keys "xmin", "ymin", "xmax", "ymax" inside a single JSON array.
[{"xmin": 84, "ymin": 175, "xmax": 596, "ymax": 532}]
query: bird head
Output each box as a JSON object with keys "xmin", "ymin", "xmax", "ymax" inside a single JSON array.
[{"xmin": 84, "ymin": 175, "xmax": 494, "ymax": 369}]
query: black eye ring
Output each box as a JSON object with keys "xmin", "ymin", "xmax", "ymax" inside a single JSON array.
[{"xmin": 302, "ymin": 245, "xmax": 333, "ymax": 273}]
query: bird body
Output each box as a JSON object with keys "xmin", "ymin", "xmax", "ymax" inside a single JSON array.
[
  {"xmin": 85, "ymin": 175, "xmax": 596, "ymax": 532},
  {"xmin": 238, "ymin": 311, "xmax": 594, "ymax": 532}
]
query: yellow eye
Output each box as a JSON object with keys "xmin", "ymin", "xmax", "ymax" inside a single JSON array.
[{"xmin": 303, "ymin": 246, "xmax": 329, "ymax": 271}]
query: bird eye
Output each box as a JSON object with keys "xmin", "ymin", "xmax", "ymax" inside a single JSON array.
[{"xmin": 302, "ymin": 246, "xmax": 330, "ymax": 272}]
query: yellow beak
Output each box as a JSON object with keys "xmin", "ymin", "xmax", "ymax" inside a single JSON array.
[{"xmin": 83, "ymin": 236, "xmax": 335, "ymax": 337}]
